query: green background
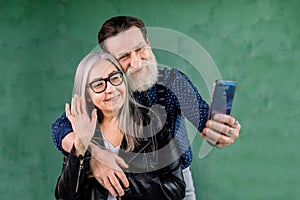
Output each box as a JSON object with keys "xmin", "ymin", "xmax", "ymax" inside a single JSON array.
[{"xmin": 1, "ymin": 0, "xmax": 299, "ymax": 199}]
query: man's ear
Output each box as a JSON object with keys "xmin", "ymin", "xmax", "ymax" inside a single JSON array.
[{"xmin": 146, "ymin": 38, "xmax": 150, "ymax": 45}]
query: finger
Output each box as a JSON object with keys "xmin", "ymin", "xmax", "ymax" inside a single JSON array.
[
  {"xmin": 213, "ymin": 114, "xmax": 235, "ymax": 126},
  {"xmin": 65, "ymin": 103, "xmax": 75, "ymax": 125},
  {"xmin": 91, "ymin": 109, "xmax": 98, "ymax": 125},
  {"xmin": 206, "ymin": 135, "xmax": 219, "ymax": 146},
  {"xmin": 114, "ymin": 170, "xmax": 129, "ymax": 189},
  {"xmin": 200, "ymin": 132, "xmax": 205, "ymax": 139},
  {"xmin": 216, "ymin": 133, "xmax": 234, "ymax": 146},
  {"xmin": 206, "ymin": 120, "xmax": 231, "ymax": 136},
  {"xmin": 205, "ymin": 127, "xmax": 234, "ymax": 145},
  {"xmin": 71, "ymin": 96, "xmax": 77, "ymax": 115},
  {"xmin": 80, "ymin": 96, "xmax": 87, "ymax": 115},
  {"xmin": 226, "ymin": 117, "xmax": 241, "ymax": 139},
  {"xmin": 216, "ymin": 139, "xmax": 234, "ymax": 147},
  {"xmin": 115, "ymin": 156, "xmax": 129, "ymax": 169},
  {"xmin": 89, "ymin": 156, "xmax": 116, "ymax": 196},
  {"xmin": 108, "ymin": 174, "xmax": 125, "ymax": 196},
  {"xmin": 232, "ymin": 119, "xmax": 240, "ymax": 128},
  {"xmin": 216, "ymin": 141, "xmax": 228, "ymax": 148},
  {"xmin": 233, "ymin": 120, "xmax": 241, "ymax": 132},
  {"xmin": 101, "ymin": 176, "xmax": 118, "ymax": 197},
  {"xmin": 232, "ymin": 124, "xmax": 240, "ymax": 139},
  {"xmin": 88, "ymin": 109, "xmax": 98, "ymax": 141},
  {"xmin": 72, "ymin": 95, "xmax": 80, "ymax": 114},
  {"xmin": 202, "ymin": 127, "xmax": 221, "ymax": 145},
  {"xmin": 85, "ymin": 109, "xmax": 97, "ymax": 141},
  {"xmin": 65, "ymin": 103, "xmax": 71, "ymax": 118},
  {"xmin": 76, "ymin": 95, "xmax": 82, "ymax": 114}
]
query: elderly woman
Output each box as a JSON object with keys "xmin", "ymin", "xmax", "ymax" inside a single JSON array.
[{"xmin": 55, "ymin": 52, "xmax": 185, "ymax": 200}]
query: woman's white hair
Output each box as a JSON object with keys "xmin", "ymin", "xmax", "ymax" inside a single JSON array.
[{"xmin": 72, "ymin": 52, "xmax": 143, "ymax": 151}]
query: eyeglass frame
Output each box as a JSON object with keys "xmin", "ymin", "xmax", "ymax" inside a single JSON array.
[{"xmin": 88, "ymin": 71, "xmax": 124, "ymax": 94}]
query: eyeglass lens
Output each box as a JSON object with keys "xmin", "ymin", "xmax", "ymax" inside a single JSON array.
[{"xmin": 90, "ymin": 71, "xmax": 123, "ymax": 93}]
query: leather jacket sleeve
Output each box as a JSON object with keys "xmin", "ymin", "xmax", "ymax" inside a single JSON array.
[{"xmin": 55, "ymin": 145, "xmax": 91, "ymax": 200}]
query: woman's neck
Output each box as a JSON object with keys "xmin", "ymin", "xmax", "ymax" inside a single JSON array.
[
  {"xmin": 100, "ymin": 116, "xmax": 123, "ymax": 147},
  {"xmin": 101, "ymin": 110, "xmax": 117, "ymax": 121}
]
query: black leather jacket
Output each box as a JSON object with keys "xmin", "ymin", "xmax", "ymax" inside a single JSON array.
[{"xmin": 55, "ymin": 115, "xmax": 186, "ymax": 200}]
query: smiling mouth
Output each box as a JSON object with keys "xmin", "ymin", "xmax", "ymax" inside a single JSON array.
[
  {"xmin": 106, "ymin": 94, "xmax": 120, "ymax": 102},
  {"xmin": 135, "ymin": 68, "xmax": 144, "ymax": 73}
]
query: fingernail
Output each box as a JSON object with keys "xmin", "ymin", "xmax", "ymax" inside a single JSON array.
[{"xmin": 213, "ymin": 114, "xmax": 220, "ymax": 120}]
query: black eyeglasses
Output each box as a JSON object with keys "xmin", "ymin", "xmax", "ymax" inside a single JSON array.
[{"xmin": 88, "ymin": 71, "xmax": 124, "ymax": 93}]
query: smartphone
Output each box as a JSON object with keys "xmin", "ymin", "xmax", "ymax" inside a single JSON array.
[{"xmin": 208, "ymin": 80, "xmax": 236, "ymax": 120}]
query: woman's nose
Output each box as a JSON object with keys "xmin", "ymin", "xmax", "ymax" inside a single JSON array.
[{"xmin": 105, "ymin": 82, "xmax": 114, "ymax": 93}]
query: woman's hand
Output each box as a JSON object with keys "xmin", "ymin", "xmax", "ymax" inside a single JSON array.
[{"xmin": 65, "ymin": 95, "xmax": 97, "ymax": 155}]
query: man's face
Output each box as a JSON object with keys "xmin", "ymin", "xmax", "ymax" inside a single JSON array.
[{"xmin": 104, "ymin": 27, "xmax": 158, "ymax": 92}]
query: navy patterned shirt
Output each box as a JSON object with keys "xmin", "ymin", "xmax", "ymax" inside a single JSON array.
[{"xmin": 52, "ymin": 66, "xmax": 209, "ymax": 169}]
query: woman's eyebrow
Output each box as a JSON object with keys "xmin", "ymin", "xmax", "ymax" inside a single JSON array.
[
  {"xmin": 107, "ymin": 70, "xmax": 119, "ymax": 77},
  {"xmin": 90, "ymin": 70, "xmax": 118, "ymax": 82}
]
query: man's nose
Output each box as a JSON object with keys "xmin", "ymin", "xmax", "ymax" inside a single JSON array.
[{"xmin": 129, "ymin": 52, "xmax": 142, "ymax": 68}]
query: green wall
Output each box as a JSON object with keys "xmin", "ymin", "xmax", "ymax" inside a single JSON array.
[{"xmin": 1, "ymin": 0, "xmax": 299, "ymax": 199}]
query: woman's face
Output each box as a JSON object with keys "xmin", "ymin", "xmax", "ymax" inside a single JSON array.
[{"xmin": 87, "ymin": 59, "xmax": 126, "ymax": 115}]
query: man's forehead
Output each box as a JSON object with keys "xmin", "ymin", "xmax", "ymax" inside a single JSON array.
[{"xmin": 105, "ymin": 27, "xmax": 147, "ymax": 56}]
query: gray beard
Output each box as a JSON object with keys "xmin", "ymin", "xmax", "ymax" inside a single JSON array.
[{"xmin": 126, "ymin": 57, "xmax": 158, "ymax": 92}]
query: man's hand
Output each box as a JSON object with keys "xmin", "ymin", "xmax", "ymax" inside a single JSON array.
[
  {"xmin": 89, "ymin": 143, "xmax": 129, "ymax": 197},
  {"xmin": 200, "ymin": 114, "xmax": 241, "ymax": 147}
]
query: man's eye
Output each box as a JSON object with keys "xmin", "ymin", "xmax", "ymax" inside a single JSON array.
[
  {"xmin": 118, "ymin": 55, "xmax": 129, "ymax": 62},
  {"xmin": 135, "ymin": 46, "xmax": 145, "ymax": 52}
]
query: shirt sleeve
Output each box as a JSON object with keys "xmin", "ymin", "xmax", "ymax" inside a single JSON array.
[
  {"xmin": 158, "ymin": 68, "xmax": 210, "ymax": 168},
  {"xmin": 52, "ymin": 112, "xmax": 73, "ymax": 154},
  {"xmin": 165, "ymin": 68, "xmax": 210, "ymax": 132}
]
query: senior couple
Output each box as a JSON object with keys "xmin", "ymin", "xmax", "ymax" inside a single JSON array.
[{"xmin": 53, "ymin": 16, "xmax": 241, "ymax": 200}]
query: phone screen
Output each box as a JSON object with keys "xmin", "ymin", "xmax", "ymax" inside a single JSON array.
[{"xmin": 208, "ymin": 80, "xmax": 236, "ymax": 119}]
